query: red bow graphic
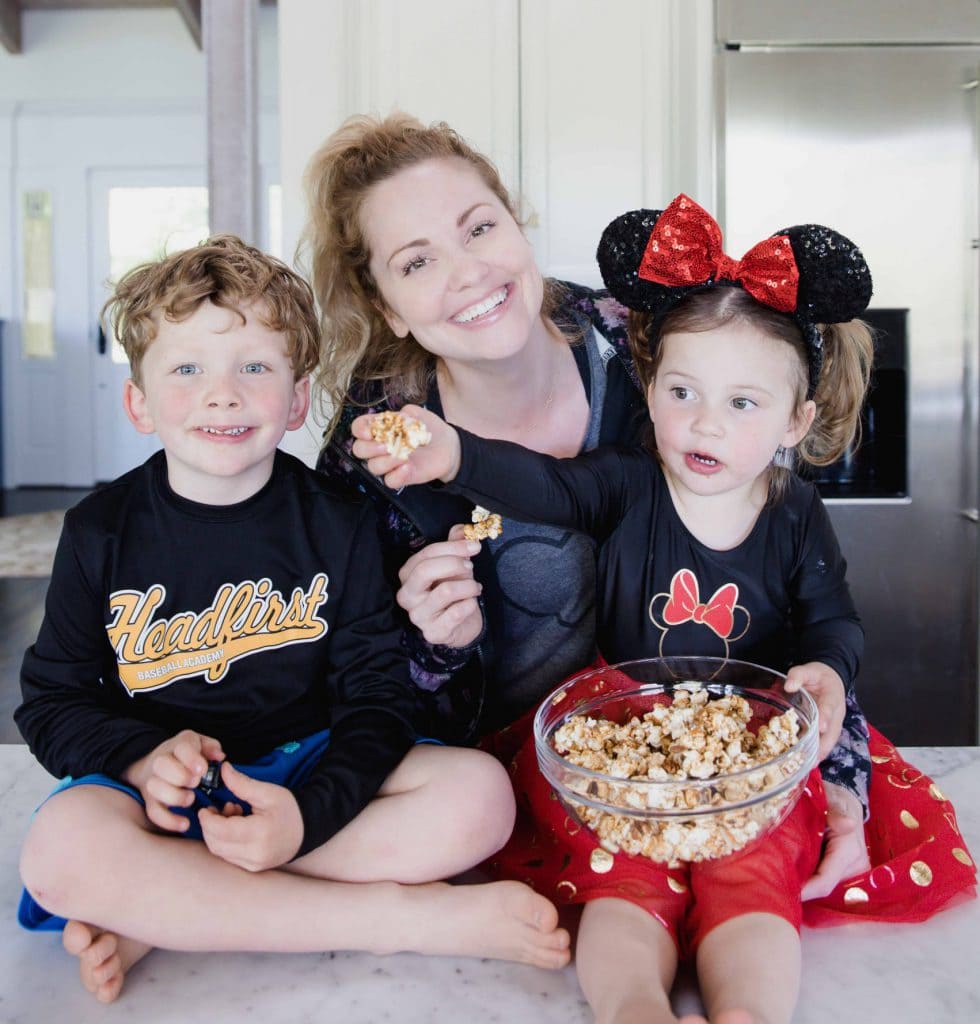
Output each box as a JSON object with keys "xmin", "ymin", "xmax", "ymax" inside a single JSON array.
[
  {"xmin": 662, "ymin": 569, "xmax": 738, "ymax": 639},
  {"xmin": 637, "ymin": 194, "xmax": 799, "ymax": 313}
]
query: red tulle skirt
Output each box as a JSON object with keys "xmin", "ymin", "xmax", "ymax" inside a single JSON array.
[{"xmin": 481, "ymin": 688, "xmax": 976, "ymax": 955}]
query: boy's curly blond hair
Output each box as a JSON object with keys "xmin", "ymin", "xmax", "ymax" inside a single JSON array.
[{"xmin": 102, "ymin": 234, "xmax": 321, "ymax": 387}]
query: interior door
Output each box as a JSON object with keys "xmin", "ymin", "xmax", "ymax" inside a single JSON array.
[{"xmin": 88, "ymin": 169, "xmax": 208, "ymax": 483}]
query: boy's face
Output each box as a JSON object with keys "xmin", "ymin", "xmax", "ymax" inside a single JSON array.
[{"xmin": 124, "ymin": 299, "xmax": 309, "ymax": 505}]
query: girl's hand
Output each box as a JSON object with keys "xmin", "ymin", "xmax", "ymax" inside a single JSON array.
[
  {"xmin": 784, "ymin": 661, "xmax": 845, "ymax": 759},
  {"xmin": 397, "ymin": 525, "xmax": 485, "ymax": 648},
  {"xmin": 122, "ymin": 729, "xmax": 225, "ymax": 834},
  {"xmin": 350, "ymin": 404, "xmax": 461, "ymax": 490},
  {"xmin": 197, "ymin": 762, "xmax": 304, "ymax": 871},
  {"xmin": 802, "ymin": 781, "xmax": 871, "ymax": 900}
]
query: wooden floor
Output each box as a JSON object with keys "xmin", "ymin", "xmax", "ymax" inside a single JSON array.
[{"xmin": 0, "ymin": 488, "xmax": 90, "ymax": 744}]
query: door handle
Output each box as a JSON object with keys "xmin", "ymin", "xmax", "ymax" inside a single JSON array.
[
  {"xmin": 961, "ymin": 508, "xmax": 979, "ymax": 523},
  {"xmin": 97, "ymin": 324, "xmax": 107, "ymax": 355}
]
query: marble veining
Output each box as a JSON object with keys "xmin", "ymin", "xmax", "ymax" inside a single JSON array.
[{"xmin": 1, "ymin": 744, "xmax": 977, "ymax": 1023}]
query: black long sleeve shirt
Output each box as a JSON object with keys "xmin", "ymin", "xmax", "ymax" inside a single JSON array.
[
  {"xmin": 447, "ymin": 432, "xmax": 870, "ymax": 805},
  {"xmin": 16, "ymin": 450, "xmax": 418, "ymax": 857}
]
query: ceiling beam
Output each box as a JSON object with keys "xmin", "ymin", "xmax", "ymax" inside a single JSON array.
[
  {"xmin": 173, "ymin": 0, "xmax": 200, "ymax": 49},
  {"xmin": 0, "ymin": 0, "xmax": 22, "ymax": 54}
]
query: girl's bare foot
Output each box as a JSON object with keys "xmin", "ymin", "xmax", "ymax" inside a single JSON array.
[
  {"xmin": 679, "ymin": 1013, "xmax": 756, "ymax": 1024},
  {"xmin": 62, "ymin": 920, "xmax": 152, "ymax": 1003},
  {"xmin": 400, "ymin": 880, "xmax": 571, "ymax": 969}
]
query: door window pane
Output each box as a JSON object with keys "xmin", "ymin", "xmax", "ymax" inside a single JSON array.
[
  {"xmin": 23, "ymin": 190, "xmax": 55, "ymax": 360},
  {"xmin": 106, "ymin": 186, "xmax": 209, "ymax": 363}
]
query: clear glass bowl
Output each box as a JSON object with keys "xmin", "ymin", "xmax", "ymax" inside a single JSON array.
[{"xmin": 533, "ymin": 657, "xmax": 819, "ymax": 863}]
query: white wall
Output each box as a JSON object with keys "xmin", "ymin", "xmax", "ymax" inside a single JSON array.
[
  {"xmin": 0, "ymin": 6, "xmax": 280, "ymax": 486},
  {"xmin": 277, "ymin": 0, "xmax": 715, "ymax": 464},
  {"xmin": 1, "ymin": 1, "xmax": 717, "ymax": 480}
]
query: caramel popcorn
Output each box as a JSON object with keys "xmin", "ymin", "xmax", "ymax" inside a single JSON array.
[
  {"xmin": 551, "ymin": 687, "xmax": 806, "ymax": 863},
  {"xmin": 462, "ymin": 505, "xmax": 503, "ymax": 541},
  {"xmin": 370, "ymin": 411, "xmax": 431, "ymax": 460}
]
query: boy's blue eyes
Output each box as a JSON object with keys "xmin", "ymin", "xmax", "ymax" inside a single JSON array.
[{"xmin": 172, "ymin": 363, "xmax": 267, "ymax": 375}]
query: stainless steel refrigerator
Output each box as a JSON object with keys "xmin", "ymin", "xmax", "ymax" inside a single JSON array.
[{"xmin": 718, "ymin": 1, "xmax": 979, "ymax": 744}]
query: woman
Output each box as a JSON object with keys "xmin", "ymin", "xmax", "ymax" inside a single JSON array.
[
  {"xmin": 304, "ymin": 113, "xmax": 870, "ymax": 894},
  {"xmin": 307, "ymin": 112, "xmax": 646, "ymax": 743}
]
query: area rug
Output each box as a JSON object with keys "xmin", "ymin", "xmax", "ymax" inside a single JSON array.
[{"xmin": 0, "ymin": 511, "xmax": 64, "ymax": 577}]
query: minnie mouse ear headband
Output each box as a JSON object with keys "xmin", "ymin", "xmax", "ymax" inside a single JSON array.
[{"xmin": 596, "ymin": 193, "xmax": 873, "ymax": 398}]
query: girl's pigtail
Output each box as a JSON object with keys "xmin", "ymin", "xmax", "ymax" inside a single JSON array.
[{"xmin": 799, "ymin": 319, "xmax": 875, "ymax": 467}]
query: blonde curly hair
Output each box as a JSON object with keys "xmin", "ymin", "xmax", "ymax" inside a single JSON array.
[{"xmin": 103, "ymin": 234, "xmax": 321, "ymax": 387}]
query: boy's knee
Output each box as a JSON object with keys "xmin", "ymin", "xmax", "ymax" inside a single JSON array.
[
  {"xmin": 19, "ymin": 787, "xmax": 137, "ymax": 909},
  {"xmin": 19, "ymin": 809, "xmax": 71, "ymax": 913},
  {"xmin": 452, "ymin": 750, "xmax": 517, "ymax": 851}
]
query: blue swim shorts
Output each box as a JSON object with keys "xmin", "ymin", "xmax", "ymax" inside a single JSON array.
[{"xmin": 18, "ymin": 730, "xmax": 332, "ymax": 932}]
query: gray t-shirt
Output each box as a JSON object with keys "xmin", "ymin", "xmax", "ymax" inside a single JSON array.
[{"xmin": 479, "ymin": 325, "xmax": 614, "ymax": 729}]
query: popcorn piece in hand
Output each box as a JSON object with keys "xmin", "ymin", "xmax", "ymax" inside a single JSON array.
[
  {"xmin": 463, "ymin": 505, "xmax": 504, "ymax": 541},
  {"xmin": 370, "ymin": 411, "xmax": 432, "ymax": 461}
]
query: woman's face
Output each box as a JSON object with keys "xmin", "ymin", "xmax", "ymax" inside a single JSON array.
[{"xmin": 361, "ymin": 157, "xmax": 545, "ymax": 366}]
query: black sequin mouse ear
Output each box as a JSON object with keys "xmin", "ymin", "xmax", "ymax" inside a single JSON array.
[
  {"xmin": 597, "ymin": 208, "xmax": 682, "ymax": 315},
  {"xmin": 779, "ymin": 224, "xmax": 873, "ymax": 324}
]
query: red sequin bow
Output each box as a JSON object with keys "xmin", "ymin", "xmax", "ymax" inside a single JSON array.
[
  {"xmin": 662, "ymin": 569, "xmax": 737, "ymax": 639},
  {"xmin": 637, "ymin": 194, "xmax": 799, "ymax": 313}
]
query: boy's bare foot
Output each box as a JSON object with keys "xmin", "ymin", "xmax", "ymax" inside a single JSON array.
[
  {"xmin": 401, "ymin": 880, "xmax": 571, "ymax": 969},
  {"xmin": 62, "ymin": 920, "xmax": 152, "ymax": 1003}
]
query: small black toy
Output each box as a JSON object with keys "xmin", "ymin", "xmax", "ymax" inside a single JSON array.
[{"xmin": 198, "ymin": 759, "xmax": 223, "ymax": 796}]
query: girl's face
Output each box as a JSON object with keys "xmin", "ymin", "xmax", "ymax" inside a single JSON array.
[
  {"xmin": 361, "ymin": 157, "xmax": 546, "ymax": 367},
  {"xmin": 648, "ymin": 319, "xmax": 815, "ymax": 502}
]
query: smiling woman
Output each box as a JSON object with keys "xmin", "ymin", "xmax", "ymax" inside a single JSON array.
[{"xmin": 304, "ymin": 112, "xmax": 648, "ymax": 746}]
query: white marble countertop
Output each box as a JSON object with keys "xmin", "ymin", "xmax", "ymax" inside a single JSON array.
[{"xmin": 1, "ymin": 743, "xmax": 977, "ymax": 1023}]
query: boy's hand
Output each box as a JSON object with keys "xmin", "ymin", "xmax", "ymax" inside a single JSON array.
[
  {"xmin": 350, "ymin": 405, "xmax": 461, "ymax": 490},
  {"xmin": 197, "ymin": 762, "xmax": 304, "ymax": 871},
  {"xmin": 784, "ymin": 661, "xmax": 845, "ymax": 759},
  {"xmin": 802, "ymin": 781, "xmax": 871, "ymax": 901},
  {"xmin": 397, "ymin": 524, "xmax": 484, "ymax": 647},
  {"xmin": 122, "ymin": 729, "xmax": 225, "ymax": 834}
]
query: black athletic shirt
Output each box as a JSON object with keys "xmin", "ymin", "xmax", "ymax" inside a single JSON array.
[
  {"xmin": 446, "ymin": 432, "xmax": 870, "ymax": 804},
  {"xmin": 16, "ymin": 450, "xmax": 418, "ymax": 857}
]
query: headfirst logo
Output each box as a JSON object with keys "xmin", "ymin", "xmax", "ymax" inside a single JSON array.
[{"xmin": 107, "ymin": 574, "xmax": 329, "ymax": 695}]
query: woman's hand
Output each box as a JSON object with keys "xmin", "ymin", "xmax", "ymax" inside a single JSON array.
[
  {"xmin": 398, "ymin": 525, "xmax": 484, "ymax": 648},
  {"xmin": 784, "ymin": 661, "xmax": 845, "ymax": 759},
  {"xmin": 121, "ymin": 729, "xmax": 225, "ymax": 834},
  {"xmin": 350, "ymin": 404, "xmax": 461, "ymax": 490},
  {"xmin": 802, "ymin": 781, "xmax": 871, "ymax": 901}
]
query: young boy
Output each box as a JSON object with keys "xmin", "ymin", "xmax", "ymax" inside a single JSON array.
[{"xmin": 14, "ymin": 235, "xmax": 569, "ymax": 1003}]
